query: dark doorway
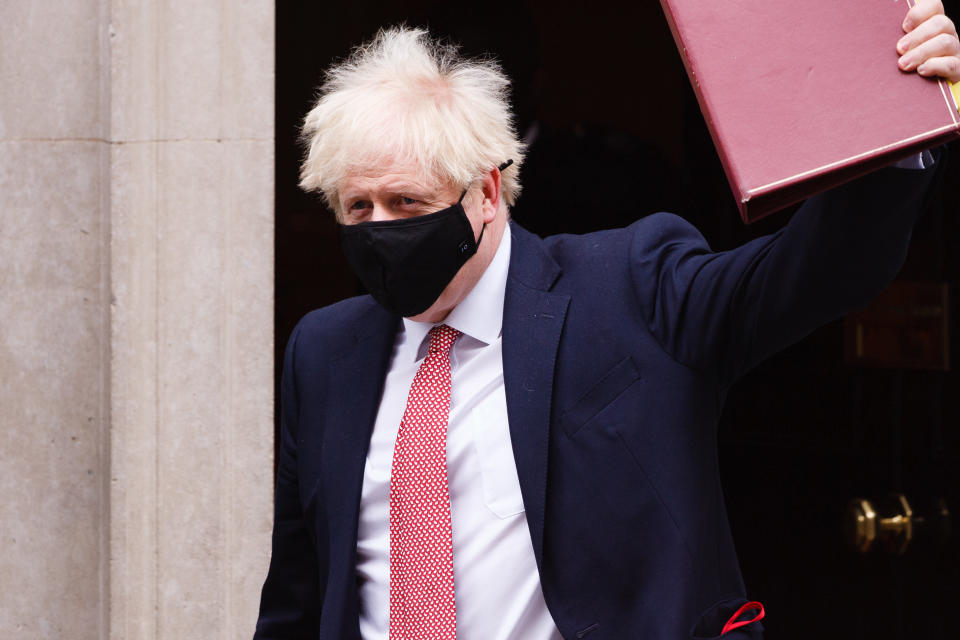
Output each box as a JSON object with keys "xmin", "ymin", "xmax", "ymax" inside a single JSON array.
[{"xmin": 275, "ymin": 2, "xmax": 960, "ymax": 637}]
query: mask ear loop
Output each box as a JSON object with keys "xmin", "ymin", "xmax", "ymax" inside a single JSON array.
[
  {"xmin": 466, "ymin": 160, "xmax": 513, "ymax": 248},
  {"xmin": 463, "ymin": 187, "xmax": 485, "ymax": 247}
]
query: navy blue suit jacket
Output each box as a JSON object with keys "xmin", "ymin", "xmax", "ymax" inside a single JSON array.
[{"xmin": 255, "ymin": 163, "xmax": 937, "ymax": 640}]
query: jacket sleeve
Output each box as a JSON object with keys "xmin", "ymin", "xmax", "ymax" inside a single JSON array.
[
  {"xmin": 254, "ymin": 322, "xmax": 322, "ymax": 638},
  {"xmin": 630, "ymin": 155, "xmax": 942, "ymax": 387}
]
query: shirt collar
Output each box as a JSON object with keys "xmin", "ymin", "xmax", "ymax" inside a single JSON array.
[{"xmin": 401, "ymin": 225, "xmax": 511, "ymax": 360}]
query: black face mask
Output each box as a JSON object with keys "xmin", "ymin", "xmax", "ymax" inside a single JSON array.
[
  {"xmin": 340, "ymin": 160, "xmax": 513, "ymax": 317},
  {"xmin": 340, "ymin": 191, "xmax": 485, "ymax": 317}
]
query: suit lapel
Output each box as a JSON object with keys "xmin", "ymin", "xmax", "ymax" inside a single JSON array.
[
  {"xmin": 322, "ymin": 301, "xmax": 399, "ymax": 573},
  {"xmin": 502, "ymin": 223, "xmax": 569, "ymax": 568}
]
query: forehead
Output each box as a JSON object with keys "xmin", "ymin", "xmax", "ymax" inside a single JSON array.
[{"xmin": 340, "ymin": 157, "xmax": 448, "ymax": 195}]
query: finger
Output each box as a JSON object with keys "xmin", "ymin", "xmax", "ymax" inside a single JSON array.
[
  {"xmin": 897, "ymin": 13, "xmax": 957, "ymax": 54},
  {"xmin": 903, "ymin": 0, "xmax": 945, "ymax": 33},
  {"xmin": 917, "ymin": 55, "xmax": 960, "ymax": 82},
  {"xmin": 899, "ymin": 32, "xmax": 960, "ymax": 71}
]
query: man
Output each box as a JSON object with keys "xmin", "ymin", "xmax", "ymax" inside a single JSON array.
[{"xmin": 257, "ymin": 4, "xmax": 960, "ymax": 638}]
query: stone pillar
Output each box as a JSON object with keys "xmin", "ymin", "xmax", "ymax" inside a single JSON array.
[
  {"xmin": 0, "ymin": 1, "xmax": 111, "ymax": 636},
  {"xmin": 0, "ymin": 2, "xmax": 274, "ymax": 638}
]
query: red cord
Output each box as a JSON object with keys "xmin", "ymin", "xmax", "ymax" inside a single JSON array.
[{"xmin": 721, "ymin": 601, "xmax": 765, "ymax": 635}]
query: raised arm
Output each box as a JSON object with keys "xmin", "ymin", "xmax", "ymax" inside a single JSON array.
[
  {"xmin": 632, "ymin": 3, "xmax": 958, "ymax": 385},
  {"xmin": 632, "ymin": 160, "xmax": 941, "ymax": 386}
]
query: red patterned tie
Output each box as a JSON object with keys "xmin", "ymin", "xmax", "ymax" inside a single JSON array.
[{"xmin": 389, "ymin": 324, "xmax": 461, "ymax": 639}]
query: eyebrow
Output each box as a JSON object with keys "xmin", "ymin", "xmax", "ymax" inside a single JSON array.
[
  {"xmin": 378, "ymin": 181, "xmax": 435, "ymax": 197},
  {"xmin": 342, "ymin": 183, "xmax": 437, "ymax": 203}
]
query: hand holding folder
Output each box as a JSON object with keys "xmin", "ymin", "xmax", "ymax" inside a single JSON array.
[
  {"xmin": 659, "ymin": 0, "xmax": 960, "ymax": 222},
  {"xmin": 897, "ymin": 0, "xmax": 960, "ymax": 84}
]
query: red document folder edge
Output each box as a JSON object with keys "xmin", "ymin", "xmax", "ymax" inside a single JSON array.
[{"xmin": 659, "ymin": 0, "xmax": 960, "ymax": 223}]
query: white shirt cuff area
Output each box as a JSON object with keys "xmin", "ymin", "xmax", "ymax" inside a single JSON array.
[{"xmin": 893, "ymin": 150, "xmax": 935, "ymax": 170}]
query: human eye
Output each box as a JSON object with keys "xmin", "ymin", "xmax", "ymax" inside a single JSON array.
[
  {"xmin": 345, "ymin": 199, "xmax": 372, "ymax": 220},
  {"xmin": 399, "ymin": 196, "xmax": 419, "ymax": 207}
]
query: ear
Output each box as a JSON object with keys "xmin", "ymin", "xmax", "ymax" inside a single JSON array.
[{"xmin": 478, "ymin": 166, "xmax": 502, "ymax": 224}]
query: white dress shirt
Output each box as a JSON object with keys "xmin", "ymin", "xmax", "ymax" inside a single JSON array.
[{"xmin": 355, "ymin": 227, "xmax": 564, "ymax": 640}]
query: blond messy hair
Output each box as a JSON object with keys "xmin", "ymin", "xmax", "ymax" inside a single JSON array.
[{"xmin": 299, "ymin": 26, "xmax": 525, "ymax": 218}]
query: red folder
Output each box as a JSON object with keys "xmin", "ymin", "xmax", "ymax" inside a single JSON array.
[{"xmin": 659, "ymin": 0, "xmax": 960, "ymax": 222}]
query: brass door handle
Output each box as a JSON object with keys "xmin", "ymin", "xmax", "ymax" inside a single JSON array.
[
  {"xmin": 846, "ymin": 497, "xmax": 878, "ymax": 554},
  {"xmin": 845, "ymin": 494, "xmax": 914, "ymax": 555}
]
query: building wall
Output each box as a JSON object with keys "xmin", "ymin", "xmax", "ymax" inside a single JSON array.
[{"xmin": 0, "ymin": 2, "xmax": 274, "ymax": 638}]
